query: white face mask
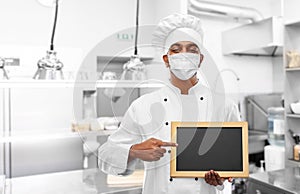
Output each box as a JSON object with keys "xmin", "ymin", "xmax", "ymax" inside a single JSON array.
[{"xmin": 168, "ymin": 53, "xmax": 200, "ymax": 80}]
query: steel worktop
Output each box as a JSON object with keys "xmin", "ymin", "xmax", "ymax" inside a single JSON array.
[
  {"xmin": 248, "ymin": 167, "xmax": 300, "ymax": 194},
  {"xmin": 4, "ymin": 168, "xmax": 142, "ymax": 194}
]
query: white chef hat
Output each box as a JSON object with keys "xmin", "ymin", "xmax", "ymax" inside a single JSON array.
[{"xmin": 152, "ymin": 13, "xmax": 204, "ymax": 53}]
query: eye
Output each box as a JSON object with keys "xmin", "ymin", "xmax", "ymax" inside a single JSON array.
[
  {"xmin": 169, "ymin": 47, "xmax": 181, "ymax": 53},
  {"xmin": 188, "ymin": 49, "xmax": 199, "ymax": 54}
]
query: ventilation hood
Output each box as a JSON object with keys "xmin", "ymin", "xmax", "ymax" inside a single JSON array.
[{"xmin": 222, "ymin": 16, "xmax": 283, "ymax": 56}]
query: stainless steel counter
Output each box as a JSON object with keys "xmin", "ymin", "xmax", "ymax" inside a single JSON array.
[
  {"xmin": 4, "ymin": 169, "xmax": 142, "ymax": 194},
  {"xmin": 249, "ymin": 167, "xmax": 300, "ymax": 194}
]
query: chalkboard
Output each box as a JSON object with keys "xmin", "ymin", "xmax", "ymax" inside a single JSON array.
[{"xmin": 170, "ymin": 122, "xmax": 249, "ymax": 178}]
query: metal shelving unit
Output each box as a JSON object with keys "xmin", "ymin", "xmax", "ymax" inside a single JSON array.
[{"xmin": 283, "ymin": 6, "xmax": 300, "ymax": 166}]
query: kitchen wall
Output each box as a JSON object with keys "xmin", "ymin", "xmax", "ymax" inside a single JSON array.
[
  {"xmin": 0, "ymin": 0, "xmax": 284, "ymax": 100},
  {"xmin": 198, "ymin": 0, "xmax": 283, "ymax": 95}
]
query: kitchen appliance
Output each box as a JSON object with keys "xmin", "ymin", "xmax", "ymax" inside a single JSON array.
[
  {"xmin": 222, "ymin": 16, "xmax": 283, "ymax": 56},
  {"xmin": 264, "ymin": 145, "xmax": 285, "ymax": 171},
  {"xmin": 33, "ymin": 0, "xmax": 64, "ymax": 79},
  {"xmin": 267, "ymin": 107, "xmax": 285, "ymax": 147},
  {"xmin": 245, "ymin": 93, "xmax": 283, "ymax": 154},
  {"xmin": 188, "ymin": 0, "xmax": 263, "ymax": 22},
  {"xmin": 121, "ymin": 0, "xmax": 146, "ymax": 81}
]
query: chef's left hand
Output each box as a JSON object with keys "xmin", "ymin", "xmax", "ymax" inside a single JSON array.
[{"xmin": 204, "ymin": 170, "xmax": 233, "ymax": 186}]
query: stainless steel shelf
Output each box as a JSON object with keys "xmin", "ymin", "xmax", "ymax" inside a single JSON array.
[
  {"xmin": 285, "ymin": 67, "xmax": 300, "ymax": 72},
  {"xmin": 285, "ymin": 20, "xmax": 300, "ymax": 27},
  {"xmin": 286, "ymin": 113, "xmax": 300, "ymax": 119},
  {"xmin": 0, "ymin": 80, "xmax": 165, "ymax": 89},
  {"xmin": 286, "ymin": 159, "xmax": 300, "ymax": 167},
  {"xmin": 95, "ymin": 80, "xmax": 165, "ymax": 88}
]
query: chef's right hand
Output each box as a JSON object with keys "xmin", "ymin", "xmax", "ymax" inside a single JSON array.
[{"xmin": 129, "ymin": 138, "xmax": 177, "ymax": 162}]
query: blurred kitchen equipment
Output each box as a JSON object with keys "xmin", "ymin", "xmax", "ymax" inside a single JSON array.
[
  {"xmin": 264, "ymin": 145, "xmax": 285, "ymax": 171},
  {"xmin": 259, "ymin": 160, "xmax": 265, "ymax": 172},
  {"xmin": 83, "ymin": 137, "xmax": 100, "ymax": 170},
  {"xmin": 97, "ymin": 87, "xmax": 139, "ymax": 117},
  {"xmin": 0, "ymin": 57, "xmax": 9, "ymax": 79},
  {"xmin": 122, "ymin": 55, "xmax": 146, "ymax": 80},
  {"xmin": 290, "ymin": 100, "xmax": 300, "ymax": 114},
  {"xmin": 188, "ymin": 0, "xmax": 263, "ymax": 22},
  {"xmin": 246, "ymin": 94, "xmax": 283, "ymax": 131},
  {"xmin": 71, "ymin": 120, "xmax": 90, "ymax": 132},
  {"xmin": 245, "ymin": 93, "xmax": 283, "ymax": 154},
  {"xmin": 102, "ymin": 71, "xmax": 126, "ymax": 102},
  {"xmin": 286, "ymin": 50, "xmax": 300, "ymax": 68},
  {"xmin": 222, "ymin": 16, "xmax": 283, "ymax": 56},
  {"xmin": 103, "ymin": 88, "xmax": 126, "ymax": 103},
  {"xmin": 121, "ymin": 0, "xmax": 146, "ymax": 81},
  {"xmin": 289, "ymin": 129, "xmax": 300, "ymax": 144},
  {"xmin": 267, "ymin": 107, "xmax": 285, "ymax": 147},
  {"xmin": 33, "ymin": 50, "xmax": 63, "ymax": 79},
  {"xmin": 97, "ymin": 117, "xmax": 121, "ymax": 131},
  {"xmin": 102, "ymin": 71, "xmax": 117, "ymax": 80},
  {"xmin": 289, "ymin": 129, "xmax": 300, "ymax": 161},
  {"xmin": 33, "ymin": 0, "xmax": 64, "ymax": 79}
]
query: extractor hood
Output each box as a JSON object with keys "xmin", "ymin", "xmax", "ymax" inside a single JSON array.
[{"xmin": 222, "ymin": 16, "xmax": 283, "ymax": 56}]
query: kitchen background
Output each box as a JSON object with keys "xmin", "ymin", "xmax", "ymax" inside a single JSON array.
[{"xmin": 1, "ymin": 0, "xmax": 300, "ymax": 193}]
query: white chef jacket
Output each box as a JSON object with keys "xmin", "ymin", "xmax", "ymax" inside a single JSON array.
[{"xmin": 98, "ymin": 81, "xmax": 241, "ymax": 194}]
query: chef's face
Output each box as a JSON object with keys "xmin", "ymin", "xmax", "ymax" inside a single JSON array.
[{"xmin": 162, "ymin": 41, "xmax": 204, "ymax": 68}]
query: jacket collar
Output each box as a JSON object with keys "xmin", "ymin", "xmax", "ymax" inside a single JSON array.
[{"xmin": 166, "ymin": 80, "xmax": 205, "ymax": 95}]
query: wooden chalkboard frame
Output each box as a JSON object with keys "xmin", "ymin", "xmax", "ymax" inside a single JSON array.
[{"xmin": 170, "ymin": 122, "xmax": 249, "ymax": 178}]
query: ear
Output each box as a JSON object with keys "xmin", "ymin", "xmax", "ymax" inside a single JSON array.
[
  {"xmin": 163, "ymin": 54, "xmax": 170, "ymax": 68},
  {"xmin": 198, "ymin": 54, "xmax": 204, "ymax": 68}
]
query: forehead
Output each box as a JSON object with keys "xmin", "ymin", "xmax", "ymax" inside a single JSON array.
[{"xmin": 169, "ymin": 41, "xmax": 199, "ymax": 48}]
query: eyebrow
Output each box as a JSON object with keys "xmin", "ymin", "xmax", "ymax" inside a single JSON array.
[
  {"xmin": 169, "ymin": 43, "xmax": 199, "ymax": 49},
  {"xmin": 170, "ymin": 43, "xmax": 181, "ymax": 48},
  {"xmin": 186, "ymin": 43, "xmax": 199, "ymax": 49}
]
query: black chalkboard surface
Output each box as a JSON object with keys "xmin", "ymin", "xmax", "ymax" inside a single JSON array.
[{"xmin": 170, "ymin": 122, "xmax": 249, "ymax": 178}]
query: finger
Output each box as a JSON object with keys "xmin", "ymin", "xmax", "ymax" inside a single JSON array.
[
  {"xmin": 210, "ymin": 171, "xmax": 219, "ymax": 186},
  {"xmin": 214, "ymin": 173, "xmax": 223, "ymax": 185},
  {"xmin": 204, "ymin": 172, "xmax": 209, "ymax": 183},
  {"xmin": 156, "ymin": 148, "xmax": 166, "ymax": 154},
  {"xmin": 228, "ymin": 177, "xmax": 233, "ymax": 183},
  {"xmin": 214, "ymin": 172, "xmax": 222, "ymax": 182},
  {"xmin": 155, "ymin": 152, "xmax": 164, "ymax": 158},
  {"xmin": 214, "ymin": 172, "xmax": 220, "ymax": 178},
  {"xmin": 150, "ymin": 138, "xmax": 162, "ymax": 145},
  {"xmin": 159, "ymin": 141, "xmax": 178, "ymax": 147},
  {"xmin": 207, "ymin": 171, "xmax": 212, "ymax": 181}
]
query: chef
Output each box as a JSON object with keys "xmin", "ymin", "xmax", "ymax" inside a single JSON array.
[{"xmin": 98, "ymin": 13, "xmax": 240, "ymax": 194}]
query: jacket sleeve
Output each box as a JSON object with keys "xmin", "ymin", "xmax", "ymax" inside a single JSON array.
[{"xmin": 98, "ymin": 100, "xmax": 142, "ymax": 176}]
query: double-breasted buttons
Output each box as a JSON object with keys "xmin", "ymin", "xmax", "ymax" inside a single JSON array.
[{"xmin": 200, "ymin": 96, "xmax": 204, "ymax": 101}]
